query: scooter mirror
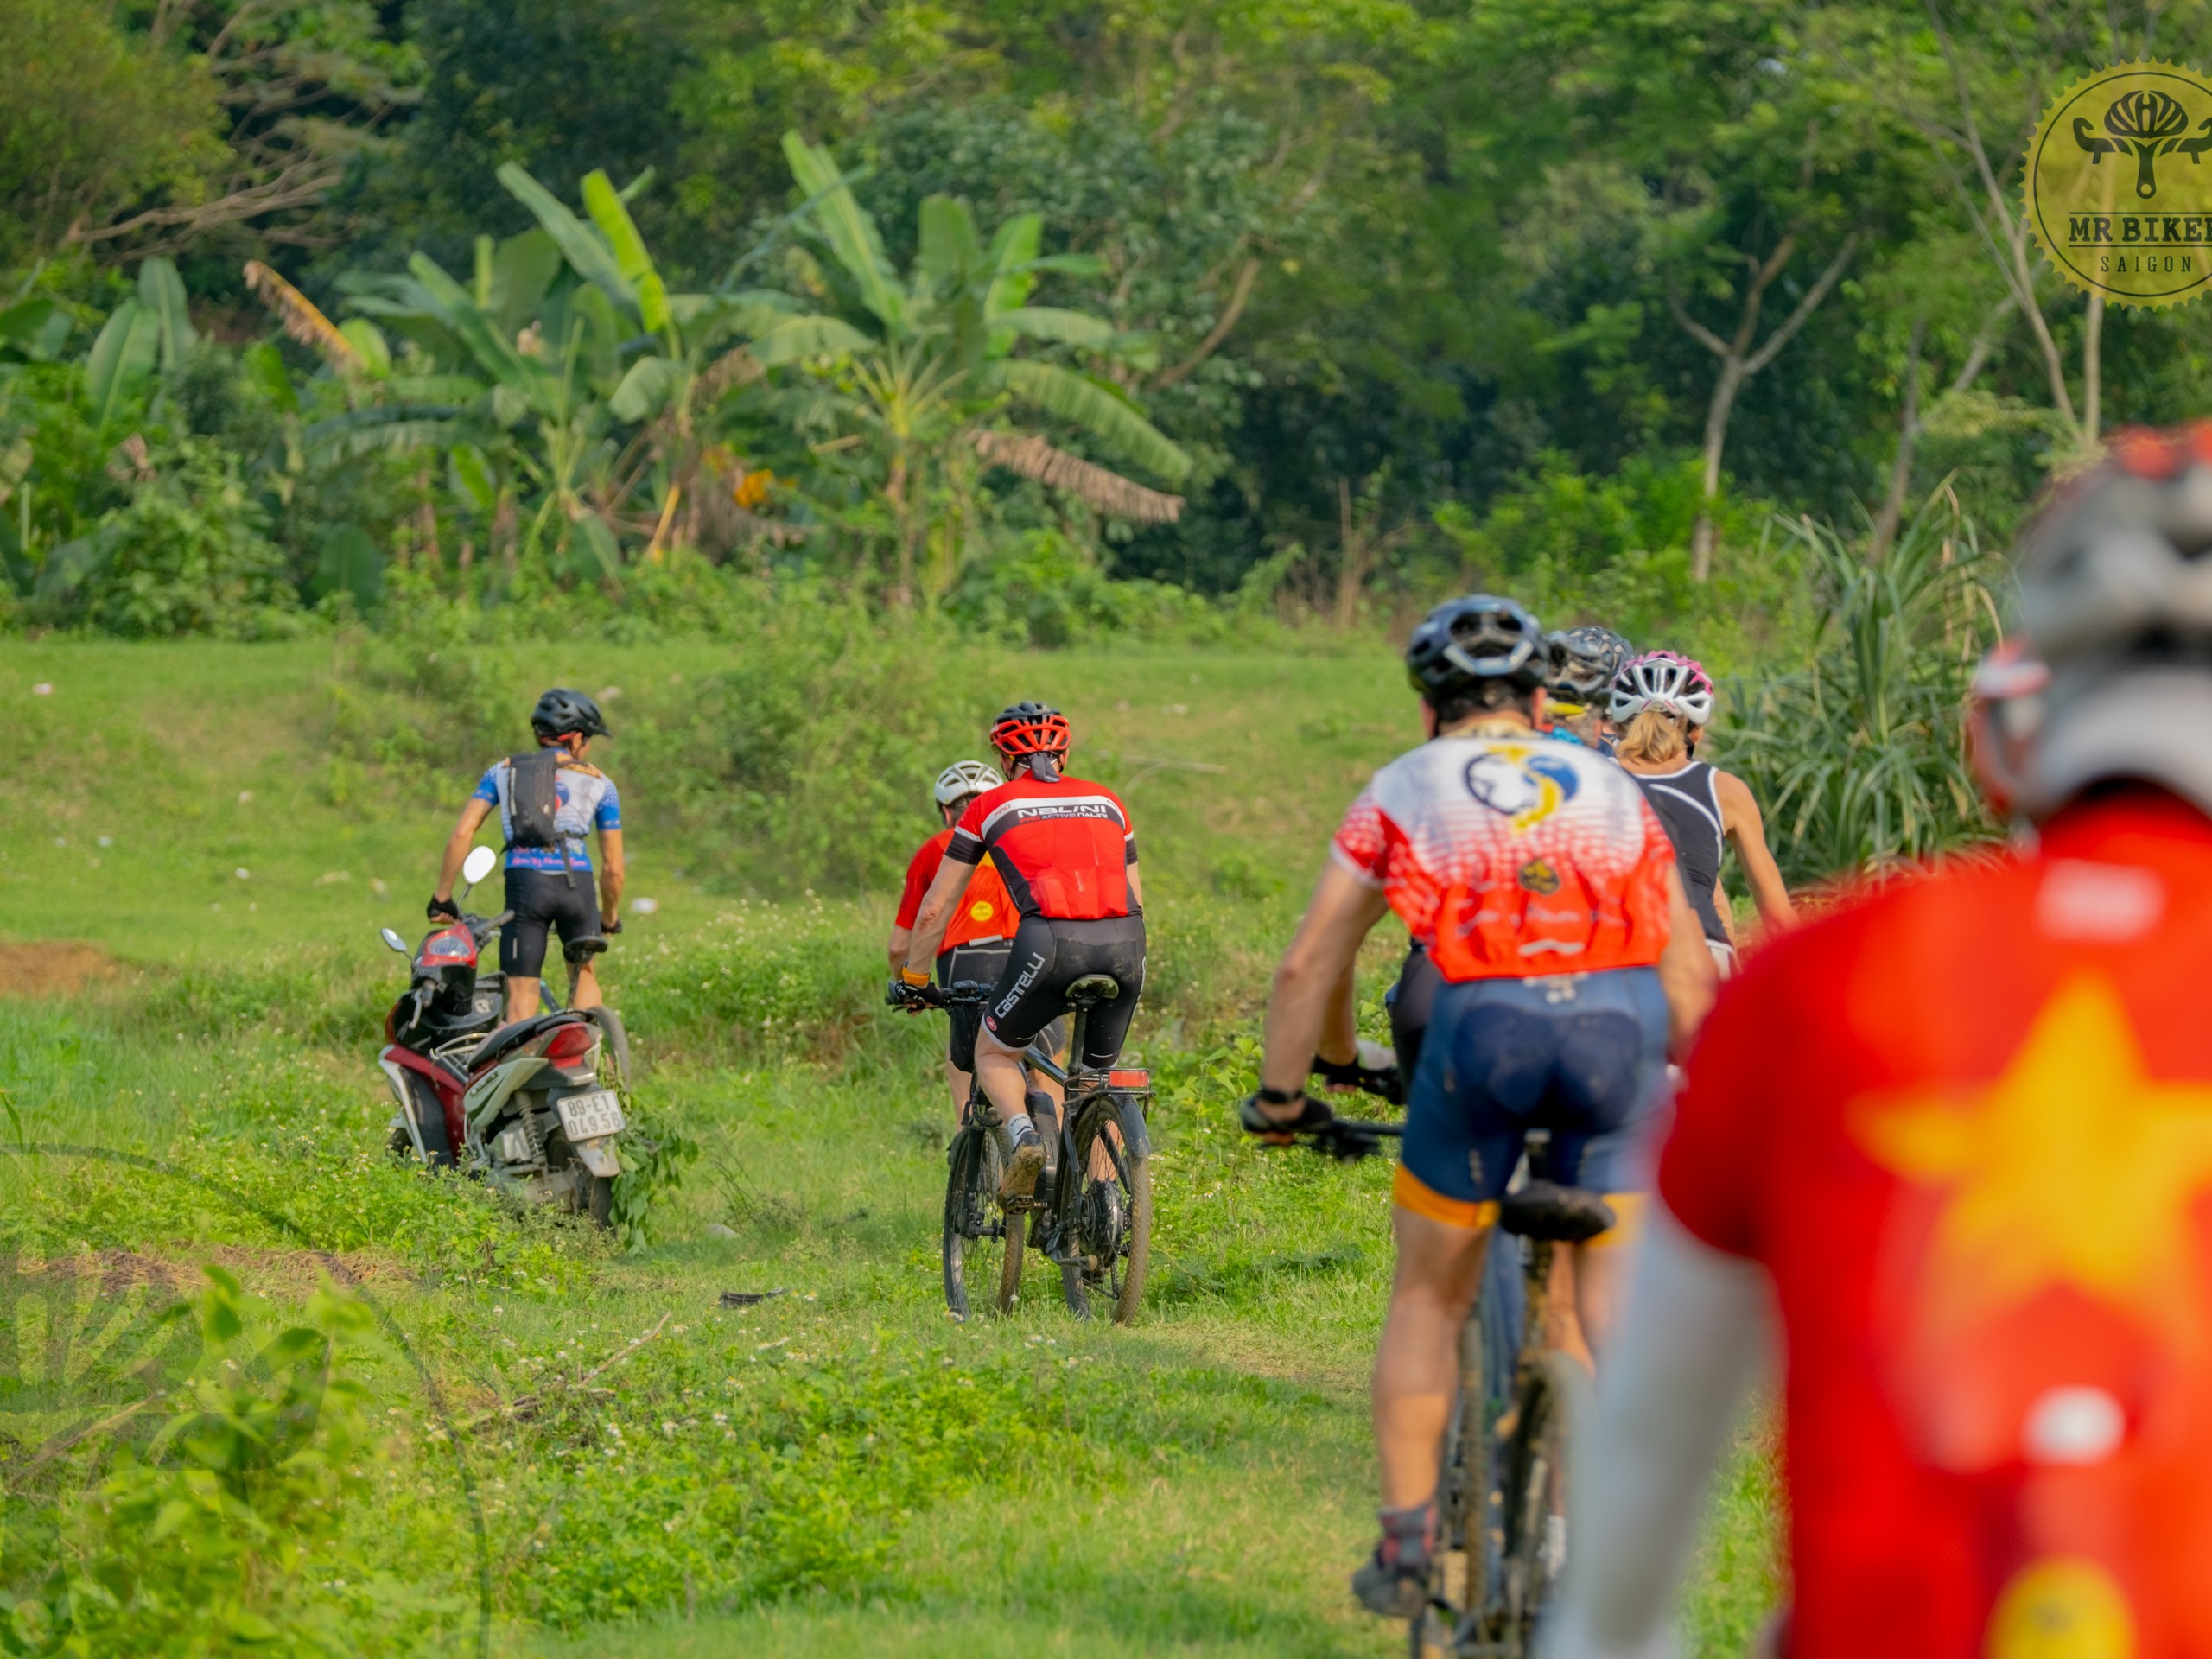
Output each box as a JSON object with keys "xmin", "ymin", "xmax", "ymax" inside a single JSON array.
[
  {"xmin": 461, "ymin": 845, "xmax": 498, "ymax": 891},
  {"xmin": 379, "ymin": 927, "xmax": 410, "ymax": 954}
]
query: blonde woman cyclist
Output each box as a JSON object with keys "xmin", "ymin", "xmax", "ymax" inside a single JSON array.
[{"xmin": 1609, "ymin": 651, "xmax": 1794, "ymax": 971}]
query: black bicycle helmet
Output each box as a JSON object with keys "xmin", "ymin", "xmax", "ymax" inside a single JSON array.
[
  {"xmin": 1546, "ymin": 626, "xmax": 1633, "ymax": 702},
  {"xmin": 1405, "ymin": 594, "xmax": 1551, "ymax": 702},
  {"xmin": 531, "ymin": 688, "xmax": 609, "ymax": 741}
]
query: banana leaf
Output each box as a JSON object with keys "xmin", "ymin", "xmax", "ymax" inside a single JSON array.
[
  {"xmin": 582, "ymin": 170, "xmax": 671, "ymax": 337},
  {"xmin": 137, "ymin": 258, "xmax": 196, "ymax": 372},
  {"xmin": 781, "ymin": 132, "xmax": 906, "ymax": 335},
  {"xmin": 986, "ymin": 359, "xmax": 1191, "ymax": 480},
  {"xmin": 610, "ymin": 357, "xmax": 682, "ymax": 423},
  {"xmin": 499, "ymin": 162, "xmax": 639, "ymax": 319},
  {"xmin": 82, "ymin": 300, "xmax": 159, "ymax": 431},
  {"xmin": 0, "ymin": 296, "xmax": 69, "ymax": 361}
]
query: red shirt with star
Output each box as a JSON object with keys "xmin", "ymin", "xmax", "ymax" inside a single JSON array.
[{"xmin": 1659, "ymin": 791, "xmax": 2212, "ymax": 1659}]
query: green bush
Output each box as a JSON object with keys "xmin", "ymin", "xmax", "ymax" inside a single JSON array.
[
  {"xmin": 347, "ymin": 581, "xmax": 1014, "ymax": 895},
  {"xmin": 35, "ymin": 436, "xmax": 302, "ymax": 639},
  {"xmin": 946, "ymin": 528, "xmax": 1224, "ymax": 647}
]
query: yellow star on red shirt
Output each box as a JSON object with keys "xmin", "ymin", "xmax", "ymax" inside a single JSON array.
[{"xmin": 1853, "ymin": 975, "xmax": 2212, "ymax": 1351}]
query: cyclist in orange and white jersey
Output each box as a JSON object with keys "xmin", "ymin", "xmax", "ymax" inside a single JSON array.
[{"xmin": 1243, "ymin": 594, "xmax": 1717, "ymax": 1617}]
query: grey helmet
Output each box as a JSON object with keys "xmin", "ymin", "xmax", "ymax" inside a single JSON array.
[
  {"xmin": 1405, "ymin": 594, "xmax": 1551, "ymax": 703},
  {"xmin": 2013, "ymin": 424, "xmax": 2212, "ymax": 817},
  {"xmin": 1547, "ymin": 626, "xmax": 1633, "ymax": 703}
]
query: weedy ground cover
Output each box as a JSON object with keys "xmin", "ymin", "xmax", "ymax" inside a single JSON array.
[{"xmin": 0, "ymin": 640, "xmax": 1777, "ymax": 1655}]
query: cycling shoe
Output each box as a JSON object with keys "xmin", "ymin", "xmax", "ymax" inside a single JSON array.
[
  {"xmin": 1351, "ymin": 1502, "xmax": 1435, "ymax": 1618},
  {"xmin": 1239, "ymin": 1091, "xmax": 1337, "ymax": 1138},
  {"xmin": 999, "ymin": 1122, "xmax": 1045, "ymax": 1203}
]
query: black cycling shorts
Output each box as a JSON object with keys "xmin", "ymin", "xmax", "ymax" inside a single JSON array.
[
  {"xmin": 982, "ymin": 912, "xmax": 1145, "ymax": 1068},
  {"xmin": 1387, "ymin": 941, "xmax": 1443, "ymax": 1079},
  {"xmin": 500, "ymin": 868, "xmax": 602, "ymax": 978},
  {"xmin": 938, "ymin": 943, "xmax": 1071, "ymax": 1072},
  {"xmin": 938, "ymin": 942, "xmax": 1010, "ymax": 1072}
]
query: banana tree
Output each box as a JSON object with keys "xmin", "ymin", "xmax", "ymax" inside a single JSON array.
[
  {"xmin": 316, "ymin": 165, "xmax": 852, "ymax": 580},
  {"xmin": 779, "ymin": 132, "xmax": 1190, "ymax": 605}
]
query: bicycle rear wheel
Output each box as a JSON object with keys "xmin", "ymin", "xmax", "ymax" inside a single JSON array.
[
  {"xmin": 1494, "ymin": 1350, "xmax": 1590, "ymax": 1654},
  {"xmin": 1058, "ymin": 1109, "xmax": 1150, "ymax": 1324},
  {"xmin": 1409, "ymin": 1293, "xmax": 1493, "ymax": 1658},
  {"xmin": 942, "ymin": 1125, "xmax": 1022, "ymax": 1319}
]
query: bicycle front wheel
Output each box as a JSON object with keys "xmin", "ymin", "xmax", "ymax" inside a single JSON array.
[{"xmin": 943, "ymin": 1125, "xmax": 1021, "ymax": 1319}]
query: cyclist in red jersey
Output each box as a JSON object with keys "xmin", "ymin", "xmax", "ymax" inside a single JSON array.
[
  {"xmin": 887, "ymin": 760, "xmax": 1030, "ymax": 1112},
  {"xmin": 897, "ymin": 702, "xmax": 1145, "ymax": 1200},
  {"xmin": 1552, "ymin": 425, "xmax": 2212, "ymax": 1659},
  {"xmin": 1243, "ymin": 594, "xmax": 1718, "ymax": 1618}
]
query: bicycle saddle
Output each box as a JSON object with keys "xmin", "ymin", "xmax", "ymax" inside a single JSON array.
[
  {"xmin": 1497, "ymin": 1179, "xmax": 1617, "ymax": 1243},
  {"xmin": 563, "ymin": 936, "xmax": 609, "ymax": 964},
  {"xmin": 1065, "ymin": 974, "xmax": 1121, "ymax": 1007}
]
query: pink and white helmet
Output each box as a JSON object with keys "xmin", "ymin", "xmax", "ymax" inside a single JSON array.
[{"xmin": 1607, "ymin": 650, "xmax": 1715, "ymax": 727}]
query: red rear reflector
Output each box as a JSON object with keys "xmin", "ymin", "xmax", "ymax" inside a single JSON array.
[
  {"xmin": 1108, "ymin": 1070, "xmax": 1150, "ymax": 1090},
  {"xmin": 544, "ymin": 1024, "xmax": 594, "ymax": 1063}
]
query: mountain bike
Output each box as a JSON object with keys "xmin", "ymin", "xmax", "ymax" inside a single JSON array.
[
  {"xmin": 1276, "ymin": 1118, "xmax": 1610, "ymax": 1659},
  {"xmin": 925, "ymin": 976, "xmax": 1154, "ymax": 1324}
]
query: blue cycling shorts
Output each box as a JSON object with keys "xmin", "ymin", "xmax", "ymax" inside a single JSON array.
[{"xmin": 1395, "ymin": 966, "xmax": 1670, "ymax": 1229}]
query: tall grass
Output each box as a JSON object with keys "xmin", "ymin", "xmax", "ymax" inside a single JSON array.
[{"xmin": 1725, "ymin": 484, "xmax": 2003, "ymax": 886}]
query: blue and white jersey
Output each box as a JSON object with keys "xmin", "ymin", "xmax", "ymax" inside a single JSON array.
[{"xmin": 472, "ymin": 760, "xmax": 621, "ymax": 873}]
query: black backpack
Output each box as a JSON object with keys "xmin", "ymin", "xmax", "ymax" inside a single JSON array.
[{"xmin": 505, "ymin": 748, "xmax": 564, "ymax": 850}]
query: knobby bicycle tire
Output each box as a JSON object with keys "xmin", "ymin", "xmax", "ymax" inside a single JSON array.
[
  {"xmin": 942, "ymin": 1125, "xmax": 1021, "ymax": 1320},
  {"xmin": 1495, "ymin": 1350, "xmax": 1590, "ymax": 1655},
  {"xmin": 1058, "ymin": 1104, "xmax": 1150, "ymax": 1324},
  {"xmin": 1410, "ymin": 1306, "xmax": 1491, "ymax": 1659}
]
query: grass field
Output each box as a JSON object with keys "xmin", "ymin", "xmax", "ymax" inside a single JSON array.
[{"xmin": 0, "ymin": 638, "xmax": 1778, "ymax": 1656}]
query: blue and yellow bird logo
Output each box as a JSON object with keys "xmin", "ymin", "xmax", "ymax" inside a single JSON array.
[{"xmin": 1464, "ymin": 745, "xmax": 1580, "ymax": 830}]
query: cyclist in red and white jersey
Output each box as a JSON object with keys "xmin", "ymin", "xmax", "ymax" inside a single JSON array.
[
  {"xmin": 1244, "ymin": 595, "xmax": 1717, "ymax": 1617},
  {"xmin": 1554, "ymin": 427, "xmax": 2212, "ymax": 1659},
  {"xmin": 898, "ymin": 702, "xmax": 1145, "ymax": 1199}
]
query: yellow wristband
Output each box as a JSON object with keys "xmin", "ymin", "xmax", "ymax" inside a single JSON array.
[{"xmin": 899, "ymin": 967, "xmax": 931, "ymax": 988}]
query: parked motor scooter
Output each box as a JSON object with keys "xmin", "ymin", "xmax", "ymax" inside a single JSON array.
[{"xmin": 376, "ymin": 845, "xmax": 632, "ymax": 1225}]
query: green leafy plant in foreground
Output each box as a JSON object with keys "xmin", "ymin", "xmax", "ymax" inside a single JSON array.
[{"xmin": 1, "ymin": 1268, "xmax": 447, "ymax": 1658}]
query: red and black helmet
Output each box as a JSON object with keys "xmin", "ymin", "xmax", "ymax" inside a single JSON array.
[{"xmin": 989, "ymin": 701, "xmax": 1071, "ymax": 760}]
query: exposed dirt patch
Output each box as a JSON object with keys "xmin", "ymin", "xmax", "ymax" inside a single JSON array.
[
  {"xmin": 67, "ymin": 1245, "xmax": 413, "ymax": 1301},
  {"xmin": 0, "ymin": 942, "xmax": 118, "ymax": 999}
]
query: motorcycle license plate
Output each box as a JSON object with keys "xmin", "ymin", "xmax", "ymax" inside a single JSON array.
[{"xmin": 555, "ymin": 1089, "xmax": 626, "ymax": 1141}]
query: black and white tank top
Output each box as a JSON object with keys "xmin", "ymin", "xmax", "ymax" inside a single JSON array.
[{"xmin": 1630, "ymin": 761, "xmax": 1728, "ymax": 944}]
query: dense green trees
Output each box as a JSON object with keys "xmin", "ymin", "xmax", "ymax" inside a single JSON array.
[{"xmin": 12, "ymin": 0, "xmax": 2212, "ymax": 627}]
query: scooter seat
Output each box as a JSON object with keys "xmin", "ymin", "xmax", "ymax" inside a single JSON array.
[{"xmin": 467, "ymin": 1012, "xmax": 572, "ymax": 1070}]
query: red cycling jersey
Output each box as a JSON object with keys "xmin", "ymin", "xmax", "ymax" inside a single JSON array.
[
  {"xmin": 945, "ymin": 772, "xmax": 1138, "ymax": 921},
  {"xmin": 895, "ymin": 829, "xmax": 1017, "ymax": 949},
  {"xmin": 1332, "ymin": 731, "xmax": 1676, "ymax": 981},
  {"xmin": 1660, "ymin": 791, "xmax": 2212, "ymax": 1659}
]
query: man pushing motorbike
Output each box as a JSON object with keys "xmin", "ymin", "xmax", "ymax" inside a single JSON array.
[{"xmin": 429, "ymin": 689, "xmax": 625, "ymax": 1023}]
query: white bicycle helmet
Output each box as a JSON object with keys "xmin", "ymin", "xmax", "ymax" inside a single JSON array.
[
  {"xmin": 1607, "ymin": 651, "xmax": 1716, "ymax": 727},
  {"xmin": 933, "ymin": 760, "xmax": 1003, "ymax": 808}
]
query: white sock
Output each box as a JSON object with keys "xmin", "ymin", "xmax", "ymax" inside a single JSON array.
[{"xmin": 1005, "ymin": 1111, "xmax": 1036, "ymax": 1144}]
